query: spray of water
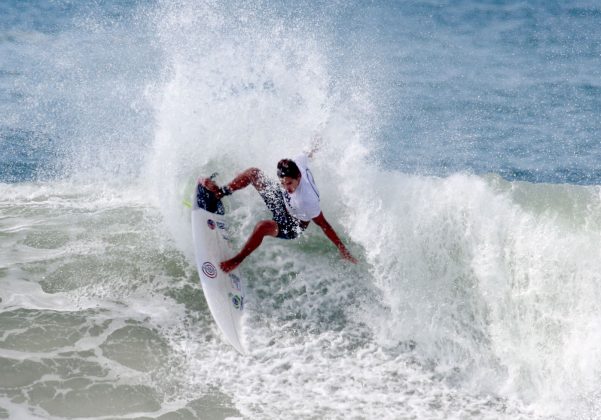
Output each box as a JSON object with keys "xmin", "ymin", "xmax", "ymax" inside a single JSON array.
[{"xmin": 141, "ymin": 2, "xmax": 601, "ymax": 417}]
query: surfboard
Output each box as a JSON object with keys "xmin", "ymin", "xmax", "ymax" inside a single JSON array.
[{"xmin": 191, "ymin": 181, "xmax": 246, "ymax": 354}]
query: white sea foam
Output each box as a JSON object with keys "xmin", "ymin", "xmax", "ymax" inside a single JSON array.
[{"xmin": 136, "ymin": 2, "xmax": 601, "ymax": 418}]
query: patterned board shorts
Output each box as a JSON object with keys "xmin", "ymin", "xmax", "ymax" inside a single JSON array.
[{"xmin": 258, "ymin": 178, "xmax": 309, "ymax": 240}]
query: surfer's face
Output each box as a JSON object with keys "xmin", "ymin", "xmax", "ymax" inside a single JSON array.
[{"xmin": 280, "ymin": 176, "xmax": 300, "ymax": 193}]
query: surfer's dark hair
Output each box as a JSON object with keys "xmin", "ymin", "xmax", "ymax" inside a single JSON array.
[{"xmin": 277, "ymin": 159, "xmax": 301, "ymax": 179}]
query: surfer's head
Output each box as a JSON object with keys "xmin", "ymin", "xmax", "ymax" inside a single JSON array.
[{"xmin": 277, "ymin": 159, "xmax": 301, "ymax": 193}]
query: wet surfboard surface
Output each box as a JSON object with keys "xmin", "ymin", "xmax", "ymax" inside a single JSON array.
[{"xmin": 191, "ymin": 183, "xmax": 245, "ymax": 354}]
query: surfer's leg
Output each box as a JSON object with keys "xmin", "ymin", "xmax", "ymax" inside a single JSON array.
[
  {"xmin": 226, "ymin": 167, "xmax": 269, "ymax": 192},
  {"xmin": 200, "ymin": 168, "xmax": 268, "ymax": 199},
  {"xmin": 220, "ymin": 220, "xmax": 278, "ymax": 273}
]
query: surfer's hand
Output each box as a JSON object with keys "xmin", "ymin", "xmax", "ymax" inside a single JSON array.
[{"xmin": 340, "ymin": 248, "xmax": 357, "ymax": 264}]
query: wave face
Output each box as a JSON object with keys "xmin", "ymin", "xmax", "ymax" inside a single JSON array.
[{"xmin": 1, "ymin": 0, "xmax": 601, "ymax": 419}]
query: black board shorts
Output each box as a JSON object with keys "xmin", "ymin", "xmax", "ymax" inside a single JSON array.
[{"xmin": 258, "ymin": 179, "xmax": 309, "ymax": 240}]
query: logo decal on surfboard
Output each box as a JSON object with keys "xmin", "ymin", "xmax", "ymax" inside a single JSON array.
[
  {"xmin": 207, "ymin": 219, "xmax": 216, "ymax": 230},
  {"xmin": 229, "ymin": 274, "xmax": 241, "ymax": 291},
  {"xmin": 229, "ymin": 293, "xmax": 244, "ymax": 310},
  {"xmin": 202, "ymin": 262, "xmax": 218, "ymax": 278}
]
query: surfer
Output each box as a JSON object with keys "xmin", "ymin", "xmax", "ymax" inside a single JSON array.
[{"xmin": 199, "ymin": 147, "xmax": 357, "ymax": 273}]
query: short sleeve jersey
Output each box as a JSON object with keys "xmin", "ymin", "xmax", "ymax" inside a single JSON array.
[{"xmin": 282, "ymin": 154, "xmax": 321, "ymax": 222}]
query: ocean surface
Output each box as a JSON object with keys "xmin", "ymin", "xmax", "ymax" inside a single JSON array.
[{"xmin": 2, "ymin": 0, "xmax": 601, "ymax": 418}]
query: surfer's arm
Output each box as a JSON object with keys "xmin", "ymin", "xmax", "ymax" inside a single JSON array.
[
  {"xmin": 312, "ymin": 212, "xmax": 357, "ymax": 263},
  {"xmin": 306, "ymin": 134, "xmax": 322, "ymax": 159}
]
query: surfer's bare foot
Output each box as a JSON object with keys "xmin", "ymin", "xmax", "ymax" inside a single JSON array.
[{"xmin": 220, "ymin": 257, "xmax": 242, "ymax": 273}]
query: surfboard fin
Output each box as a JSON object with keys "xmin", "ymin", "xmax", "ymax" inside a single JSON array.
[{"xmin": 182, "ymin": 177, "xmax": 196, "ymax": 209}]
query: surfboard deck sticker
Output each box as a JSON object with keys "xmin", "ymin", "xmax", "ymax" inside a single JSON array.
[{"xmin": 191, "ymin": 182, "xmax": 246, "ymax": 354}]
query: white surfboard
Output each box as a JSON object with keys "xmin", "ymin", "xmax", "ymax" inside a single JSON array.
[{"xmin": 191, "ymin": 182, "xmax": 246, "ymax": 354}]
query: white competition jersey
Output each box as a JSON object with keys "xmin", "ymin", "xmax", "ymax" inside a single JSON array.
[{"xmin": 282, "ymin": 154, "xmax": 321, "ymax": 222}]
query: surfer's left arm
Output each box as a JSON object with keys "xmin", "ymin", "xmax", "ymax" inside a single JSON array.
[
  {"xmin": 312, "ymin": 212, "xmax": 357, "ymax": 263},
  {"xmin": 306, "ymin": 134, "xmax": 322, "ymax": 159}
]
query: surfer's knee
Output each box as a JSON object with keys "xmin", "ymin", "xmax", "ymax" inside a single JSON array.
[
  {"xmin": 245, "ymin": 167, "xmax": 262, "ymax": 179},
  {"xmin": 255, "ymin": 220, "xmax": 278, "ymax": 237},
  {"xmin": 245, "ymin": 167, "xmax": 268, "ymax": 189}
]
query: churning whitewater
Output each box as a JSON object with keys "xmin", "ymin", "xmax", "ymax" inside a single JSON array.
[{"xmin": 1, "ymin": 1, "xmax": 601, "ymax": 419}]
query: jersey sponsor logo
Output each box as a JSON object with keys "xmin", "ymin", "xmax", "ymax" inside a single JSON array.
[
  {"xmin": 201, "ymin": 262, "xmax": 217, "ymax": 278},
  {"xmin": 207, "ymin": 219, "xmax": 216, "ymax": 230},
  {"xmin": 229, "ymin": 273, "xmax": 241, "ymax": 291}
]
